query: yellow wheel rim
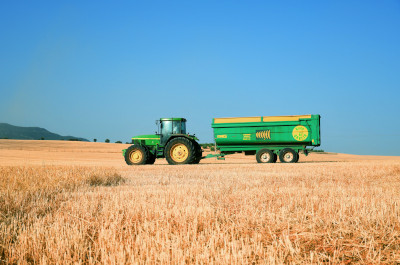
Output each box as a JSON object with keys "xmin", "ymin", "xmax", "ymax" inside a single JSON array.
[
  {"xmin": 130, "ymin": 149, "xmax": 143, "ymax": 164},
  {"xmin": 170, "ymin": 143, "xmax": 189, "ymax": 162}
]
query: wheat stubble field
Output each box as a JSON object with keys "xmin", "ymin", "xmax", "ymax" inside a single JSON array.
[{"xmin": 1, "ymin": 140, "xmax": 400, "ymax": 264}]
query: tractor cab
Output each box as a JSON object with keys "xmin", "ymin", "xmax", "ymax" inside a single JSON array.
[{"xmin": 158, "ymin": 118, "xmax": 187, "ymax": 145}]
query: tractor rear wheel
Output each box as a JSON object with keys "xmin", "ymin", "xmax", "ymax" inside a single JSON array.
[
  {"xmin": 192, "ymin": 141, "xmax": 203, "ymax": 164},
  {"xmin": 256, "ymin": 149, "xmax": 275, "ymax": 163},
  {"xmin": 125, "ymin": 145, "xmax": 148, "ymax": 165},
  {"xmin": 165, "ymin": 137, "xmax": 197, "ymax": 165},
  {"xmin": 279, "ymin": 148, "xmax": 298, "ymax": 163}
]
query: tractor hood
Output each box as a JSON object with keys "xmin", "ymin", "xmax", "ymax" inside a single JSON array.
[{"xmin": 131, "ymin": 134, "xmax": 160, "ymax": 146}]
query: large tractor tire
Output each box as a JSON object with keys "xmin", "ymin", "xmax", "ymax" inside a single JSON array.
[
  {"xmin": 165, "ymin": 137, "xmax": 197, "ymax": 165},
  {"xmin": 192, "ymin": 141, "xmax": 203, "ymax": 164},
  {"xmin": 256, "ymin": 149, "xmax": 275, "ymax": 163},
  {"xmin": 125, "ymin": 145, "xmax": 149, "ymax": 165},
  {"xmin": 279, "ymin": 148, "xmax": 299, "ymax": 163}
]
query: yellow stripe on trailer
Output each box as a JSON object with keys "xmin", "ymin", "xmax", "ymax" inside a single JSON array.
[
  {"xmin": 213, "ymin": 117, "xmax": 261, "ymax": 124},
  {"xmin": 213, "ymin": 115, "xmax": 312, "ymax": 124},
  {"xmin": 262, "ymin": 115, "xmax": 311, "ymax": 122}
]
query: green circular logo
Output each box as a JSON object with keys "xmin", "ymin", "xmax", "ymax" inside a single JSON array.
[{"xmin": 292, "ymin": 126, "xmax": 308, "ymax": 141}]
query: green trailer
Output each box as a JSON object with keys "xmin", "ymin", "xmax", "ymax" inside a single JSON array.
[
  {"xmin": 122, "ymin": 114, "xmax": 321, "ymax": 165},
  {"xmin": 209, "ymin": 114, "xmax": 321, "ymax": 163}
]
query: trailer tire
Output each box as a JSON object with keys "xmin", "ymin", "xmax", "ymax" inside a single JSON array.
[
  {"xmin": 125, "ymin": 145, "xmax": 148, "ymax": 165},
  {"xmin": 279, "ymin": 148, "xmax": 298, "ymax": 163},
  {"xmin": 256, "ymin": 149, "xmax": 275, "ymax": 163},
  {"xmin": 165, "ymin": 137, "xmax": 197, "ymax": 165},
  {"xmin": 294, "ymin": 153, "xmax": 299, "ymax": 163},
  {"xmin": 272, "ymin": 153, "xmax": 278, "ymax": 163}
]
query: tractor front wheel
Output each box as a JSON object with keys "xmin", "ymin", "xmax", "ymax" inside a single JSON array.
[
  {"xmin": 165, "ymin": 137, "xmax": 197, "ymax": 165},
  {"xmin": 124, "ymin": 145, "xmax": 148, "ymax": 165}
]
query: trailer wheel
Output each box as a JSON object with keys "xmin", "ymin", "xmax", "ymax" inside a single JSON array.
[
  {"xmin": 256, "ymin": 149, "xmax": 275, "ymax": 163},
  {"xmin": 165, "ymin": 137, "xmax": 197, "ymax": 165},
  {"xmin": 294, "ymin": 153, "xmax": 299, "ymax": 163},
  {"xmin": 279, "ymin": 148, "xmax": 298, "ymax": 163},
  {"xmin": 272, "ymin": 153, "xmax": 278, "ymax": 163},
  {"xmin": 125, "ymin": 145, "xmax": 148, "ymax": 165}
]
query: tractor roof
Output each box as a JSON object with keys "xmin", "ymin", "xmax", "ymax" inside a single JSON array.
[{"xmin": 160, "ymin": 118, "xmax": 186, "ymax": 121}]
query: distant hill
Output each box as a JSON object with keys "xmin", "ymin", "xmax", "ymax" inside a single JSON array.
[{"xmin": 0, "ymin": 123, "xmax": 89, "ymax": 141}]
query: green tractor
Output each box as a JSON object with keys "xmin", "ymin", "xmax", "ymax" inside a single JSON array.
[{"xmin": 123, "ymin": 118, "xmax": 202, "ymax": 165}]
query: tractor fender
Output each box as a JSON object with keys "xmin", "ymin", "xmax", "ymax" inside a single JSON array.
[{"xmin": 164, "ymin": 134, "xmax": 198, "ymax": 145}]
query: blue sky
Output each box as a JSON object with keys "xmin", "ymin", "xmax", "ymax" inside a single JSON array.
[{"xmin": 1, "ymin": 1, "xmax": 399, "ymax": 155}]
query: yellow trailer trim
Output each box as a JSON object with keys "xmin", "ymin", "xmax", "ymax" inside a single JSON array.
[
  {"xmin": 262, "ymin": 115, "xmax": 311, "ymax": 122},
  {"xmin": 214, "ymin": 117, "xmax": 261, "ymax": 124},
  {"xmin": 213, "ymin": 115, "xmax": 312, "ymax": 124}
]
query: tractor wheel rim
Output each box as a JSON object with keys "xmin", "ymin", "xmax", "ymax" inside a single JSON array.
[
  {"xmin": 130, "ymin": 150, "xmax": 143, "ymax": 163},
  {"xmin": 283, "ymin": 152, "xmax": 293, "ymax": 162},
  {"xmin": 260, "ymin": 153, "xmax": 270, "ymax": 163},
  {"xmin": 170, "ymin": 143, "xmax": 189, "ymax": 162}
]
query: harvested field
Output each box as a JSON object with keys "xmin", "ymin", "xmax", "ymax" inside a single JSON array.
[{"xmin": 1, "ymin": 139, "xmax": 400, "ymax": 264}]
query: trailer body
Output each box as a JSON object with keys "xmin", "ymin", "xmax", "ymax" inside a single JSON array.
[{"xmin": 211, "ymin": 115, "xmax": 320, "ymax": 158}]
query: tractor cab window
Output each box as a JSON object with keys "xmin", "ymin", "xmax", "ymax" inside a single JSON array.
[
  {"xmin": 172, "ymin": 121, "xmax": 186, "ymax": 134},
  {"xmin": 181, "ymin": 122, "xmax": 186, "ymax": 134},
  {"xmin": 161, "ymin": 120, "xmax": 186, "ymax": 136},
  {"xmin": 161, "ymin": 121, "xmax": 172, "ymax": 136},
  {"xmin": 172, "ymin": 121, "xmax": 180, "ymax": 134}
]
